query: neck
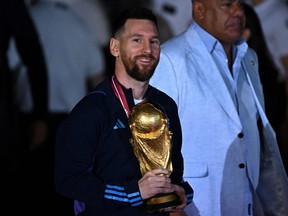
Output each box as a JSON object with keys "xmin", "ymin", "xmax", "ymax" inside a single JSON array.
[
  {"xmin": 114, "ymin": 72, "xmax": 148, "ymax": 100},
  {"xmin": 132, "ymin": 85, "xmax": 148, "ymax": 100}
]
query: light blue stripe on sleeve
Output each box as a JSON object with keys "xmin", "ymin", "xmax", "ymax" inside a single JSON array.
[
  {"xmin": 106, "ymin": 185, "xmax": 124, "ymax": 191},
  {"xmin": 127, "ymin": 191, "xmax": 140, "ymax": 198},
  {"xmin": 104, "ymin": 195, "xmax": 129, "ymax": 202}
]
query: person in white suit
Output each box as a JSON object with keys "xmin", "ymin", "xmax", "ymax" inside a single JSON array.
[{"xmin": 150, "ymin": 0, "xmax": 288, "ymax": 215}]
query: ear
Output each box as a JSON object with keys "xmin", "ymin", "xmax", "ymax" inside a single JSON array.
[
  {"xmin": 110, "ymin": 38, "xmax": 119, "ymax": 57},
  {"xmin": 242, "ymin": 28, "xmax": 251, "ymax": 41},
  {"xmin": 192, "ymin": 1, "xmax": 205, "ymax": 20}
]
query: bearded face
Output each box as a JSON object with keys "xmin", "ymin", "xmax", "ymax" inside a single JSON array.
[
  {"xmin": 122, "ymin": 53, "xmax": 159, "ymax": 82},
  {"xmin": 111, "ymin": 19, "xmax": 160, "ymax": 81}
]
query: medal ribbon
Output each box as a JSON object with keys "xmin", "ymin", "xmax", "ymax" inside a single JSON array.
[{"xmin": 111, "ymin": 75, "xmax": 130, "ymax": 117}]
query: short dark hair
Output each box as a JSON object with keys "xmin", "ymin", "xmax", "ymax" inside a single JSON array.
[{"xmin": 112, "ymin": 7, "xmax": 158, "ymax": 37}]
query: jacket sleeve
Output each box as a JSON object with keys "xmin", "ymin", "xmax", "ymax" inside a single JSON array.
[{"xmin": 54, "ymin": 94, "xmax": 145, "ymax": 210}]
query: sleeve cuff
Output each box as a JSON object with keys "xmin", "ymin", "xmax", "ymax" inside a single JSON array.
[
  {"xmin": 181, "ymin": 181, "xmax": 194, "ymax": 205},
  {"xmin": 124, "ymin": 178, "xmax": 144, "ymax": 207}
]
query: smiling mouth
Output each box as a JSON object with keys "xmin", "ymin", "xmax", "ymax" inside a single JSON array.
[{"xmin": 137, "ymin": 57, "xmax": 154, "ymax": 65}]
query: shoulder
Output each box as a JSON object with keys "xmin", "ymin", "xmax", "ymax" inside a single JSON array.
[
  {"xmin": 246, "ymin": 47, "xmax": 257, "ymax": 58},
  {"xmin": 148, "ymin": 85, "xmax": 178, "ymax": 111},
  {"xmin": 161, "ymin": 30, "xmax": 188, "ymax": 54},
  {"xmin": 71, "ymin": 78, "xmax": 111, "ymax": 114},
  {"xmin": 160, "ymin": 24, "xmax": 197, "ymax": 61}
]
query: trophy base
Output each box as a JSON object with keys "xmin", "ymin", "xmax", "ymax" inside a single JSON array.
[{"xmin": 145, "ymin": 192, "xmax": 181, "ymax": 213}]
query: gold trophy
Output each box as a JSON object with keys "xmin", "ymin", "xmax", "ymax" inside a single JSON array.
[{"xmin": 129, "ymin": 101, "xmax": 180, "ymax": 213}]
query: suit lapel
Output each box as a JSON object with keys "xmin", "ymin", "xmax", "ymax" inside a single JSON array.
[
  {"xmin": 241, "ymin": 52, "xmax": 264, "ymax": 108},
  {"xmin": 185, "ymin": 27, "xmax": 241, "ymax": 128},
  {"xmin": 242, "ymin": 52, "xmax": 269, "ymax": 126}
]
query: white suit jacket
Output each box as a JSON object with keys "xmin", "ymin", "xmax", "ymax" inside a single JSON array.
[{"xmin": 150, "ymin": 22, "xmax": 288, "ymax": 216}]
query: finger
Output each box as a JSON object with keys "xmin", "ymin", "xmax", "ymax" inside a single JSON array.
[{"xmin": 150, "ymin": 168, "xmax": 171, "ymax": 176}]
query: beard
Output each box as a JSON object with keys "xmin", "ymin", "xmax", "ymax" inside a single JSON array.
[{"xmin": 123, "ymin": 54, "xmax": 159, "ymax": 82}]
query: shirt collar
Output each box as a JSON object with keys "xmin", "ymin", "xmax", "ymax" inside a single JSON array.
[{"xmin": 193, "ymin": 22, "xmax": 248, "ymax": 57}]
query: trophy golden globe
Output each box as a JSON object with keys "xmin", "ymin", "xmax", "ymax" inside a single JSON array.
[{"xmin": 129, "ymin": 101, "xmax": 180, "ymax": 213}]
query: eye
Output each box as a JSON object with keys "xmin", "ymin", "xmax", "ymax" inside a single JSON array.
[
  {"xmin": 223, "ymin": 2, "xmax": 232, "ymax": 7},
  {"xmin": 132, "ymin": 38, "xmax": 141, "ymax": 43},
  {"xmin": 222, "ymin": 0, "xmax": 244, "ymax": 8},
  {"xmin": 151, "ymin": 39, "xmax": 160, "ymax": 47},
  {"xmin": 222, "ymin": 0, "xmax": 232, "ymax": 7}
]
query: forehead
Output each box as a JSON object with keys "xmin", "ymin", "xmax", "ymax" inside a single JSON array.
[{"xmin": 123, "ymin": 19, "xmax": 158, "ymax": 36}]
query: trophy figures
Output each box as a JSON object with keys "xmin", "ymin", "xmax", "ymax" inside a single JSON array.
[{"xmin": 129, "ymin": 101, "xmax": 180, "ymax": 213}]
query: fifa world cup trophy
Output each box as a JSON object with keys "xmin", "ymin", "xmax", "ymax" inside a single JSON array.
[{"xmin": 129, "ymin": 101, "xmax": 180, "ymax": 213}]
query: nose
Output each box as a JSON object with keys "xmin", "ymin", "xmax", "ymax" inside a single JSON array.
[
  {"xmin": 142, "ymin": 40, "xmax": 152, "ymax": 54},
  {"xmin": 232, "ymin": 1, "xmax": 244, "ymax": 16}
]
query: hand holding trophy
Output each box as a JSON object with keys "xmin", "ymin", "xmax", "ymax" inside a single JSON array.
[{"xmin": 129, "ymin": 101, "xmax": 181, "ymax": 213}]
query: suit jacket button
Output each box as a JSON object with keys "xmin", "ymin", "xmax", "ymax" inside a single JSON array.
[
  {"xmin": 239, "ymin": 163, "xmax": 245, "ymax": 169},
  {"xmin": 238, "ymin": 132, "xmax": 244, "ymax": 138}
]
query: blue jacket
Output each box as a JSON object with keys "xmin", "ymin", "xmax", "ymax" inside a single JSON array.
[{"xmin": 55, "ymin": 77, "xmax": 193, "ymax": 216}]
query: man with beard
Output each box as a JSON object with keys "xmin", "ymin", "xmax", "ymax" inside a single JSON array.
[{"xmin": 54, "ymin": 7, "xmax": 193, "ymax": 216}]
